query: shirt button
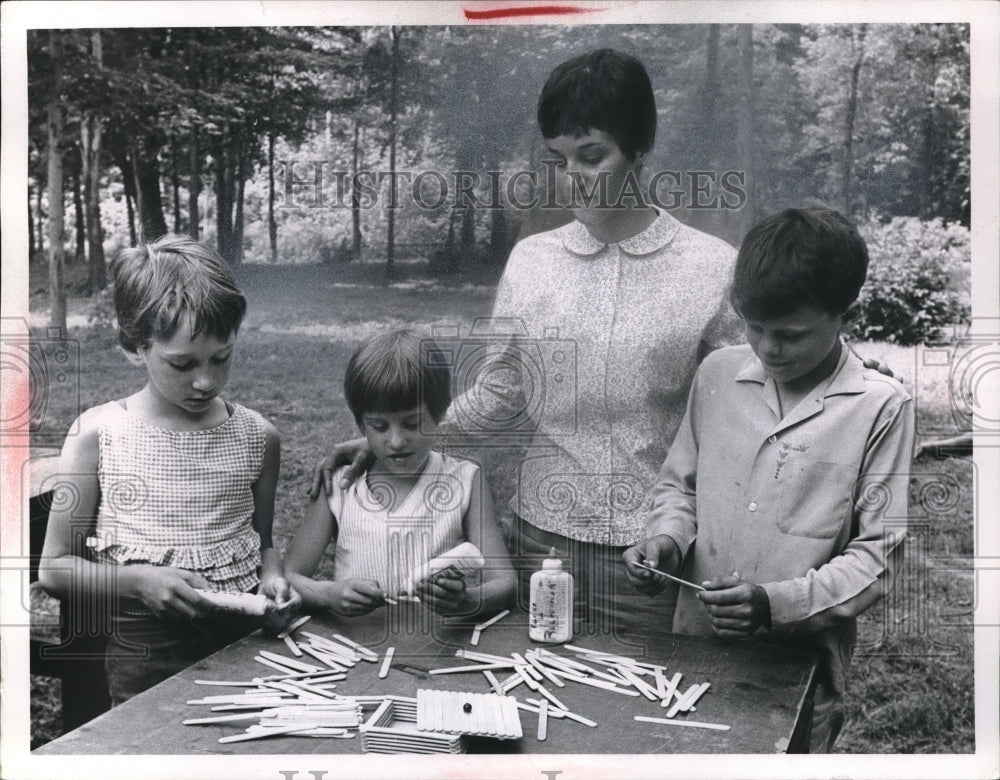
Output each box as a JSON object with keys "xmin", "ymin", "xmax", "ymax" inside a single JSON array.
[
  {"xmin": 748, "ymin": 502, "xmax": 758, "ymax": 512},
  {"xmin": 768, "ymin": 435, "xmax": 777, "ymax": 444}
]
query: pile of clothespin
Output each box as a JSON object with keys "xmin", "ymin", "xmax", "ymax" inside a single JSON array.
[
  {"xmin": 182, "ymin": 615, "xmax": 390, "ymax": 743},
  {"xmin": 426, "ymin": 638, "xmax": 730, "ymax": 737}
]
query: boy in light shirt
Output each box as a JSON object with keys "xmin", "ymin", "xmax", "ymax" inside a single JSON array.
[{"xmin": 624, "ymin": 208, "xmax": 914, "ymax": 752}]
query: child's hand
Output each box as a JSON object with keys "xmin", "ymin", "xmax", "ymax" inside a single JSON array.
[
  {"xmin": 413, "ymin": 568, "xmax": 469, "ymax": 615},
  {"xmin": 130, "ymin": 564, "xmax": 214, "ymax": 620},
  {"xmin": 260, "ymin": 575, "xmax": 302, "ymax": 613},
  {"xmin": 697, "ymin": 570, "xmax": 771, "ymax": 637},
  {"xmin": 622, "ymin": 535, "xmax": 682, "ymax": 595},
  {"xmin": 323, "ymin": 579, "xmax": 386, "ymax": 617}
]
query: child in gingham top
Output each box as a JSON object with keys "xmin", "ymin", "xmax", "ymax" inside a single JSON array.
[
  {"xmin": 40, "ymin": 235, "xmax": 299, "ymax": 704},
  {"xmin": 92, "ymin": 401, "xmax": 268, "ymax": 594},
  {"xmin": 284, "ymin": 330, "xmax": 515, "ymax": 618}
]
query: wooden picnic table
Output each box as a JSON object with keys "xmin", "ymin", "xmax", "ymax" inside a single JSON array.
[{"xmin": 35, "ymin": 604, "xmax": 817, "ymax": 755}]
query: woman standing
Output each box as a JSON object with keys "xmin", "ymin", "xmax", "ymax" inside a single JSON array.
[{"xmin": 314, "ymin": 49, "xmax": 741, "ymax": 635}]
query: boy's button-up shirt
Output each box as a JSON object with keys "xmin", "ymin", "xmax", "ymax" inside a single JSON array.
[
  {"xmin": 445, "ymin": 212, "xmax": 741, "ymax": 546},
  {"xmin": 647, "ymin": 344, "xmax": 914, "ymax": 692}
]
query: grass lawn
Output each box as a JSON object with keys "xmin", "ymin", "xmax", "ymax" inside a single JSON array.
[{"xmin": 24, "ymin": 258, "xmax": 975, "ymax": 753}]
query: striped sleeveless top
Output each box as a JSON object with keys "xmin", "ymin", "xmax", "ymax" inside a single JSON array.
[
  {"xmin": 91, "ymin": 400, "xmax": 266, "ymax": 593},
  {"xmin": 329, "ymin": 451, "xmax": 478, "ymax": 596}
]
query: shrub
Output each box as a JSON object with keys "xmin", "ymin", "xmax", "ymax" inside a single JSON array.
[{"xmin": 853, "ymin": 216, "xmax": 970, "ymax": 345}]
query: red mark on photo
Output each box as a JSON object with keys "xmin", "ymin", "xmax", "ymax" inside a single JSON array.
[{"xmin": 464, "ymin": 5, "xmax": 605, "ymax": 21}]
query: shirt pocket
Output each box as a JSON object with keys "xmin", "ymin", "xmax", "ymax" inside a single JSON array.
[{"xmin": 774, "ymin": 459, "xmax": 858, "ymax": 540}]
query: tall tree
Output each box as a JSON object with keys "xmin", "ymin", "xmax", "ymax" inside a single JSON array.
[
  {"xmin": 81, "ymin": 30, "xmax": 106, "ymax": 292},
  {"xmin": 46, "ymin": 31, "xmax": 67, "ymax": 330},
  {"xmin": 386, "ymin": 26, "xmax": 402, "ymax": 275},
  {"xmin": 70, "ymin": 164, "xmax": 85, "ymax": 262},
  {"xmin": 735, "ymin": 25, "xmax": 756, "ymax": 238},
  {"xmin": 842, "ymin": 24, "xmax": 867, "ymax": 212}
]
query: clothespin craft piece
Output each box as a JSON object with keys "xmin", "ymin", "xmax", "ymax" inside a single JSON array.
[
  {"xmin": 415, "ymin": 689, "xmax": 523, "ymax": 740},
  {"xmin": 402, "ymin": 542, "xmax": 485, "ymax": 595}
]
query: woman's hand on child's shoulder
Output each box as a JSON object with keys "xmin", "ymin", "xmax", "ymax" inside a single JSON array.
[
  {"xmin": 128, "ymin": 564, "xmax": 214, "ymax": 620},
  {"xmin": 308, "ymin": 438, "xmax": 375, "ymax": 499}
]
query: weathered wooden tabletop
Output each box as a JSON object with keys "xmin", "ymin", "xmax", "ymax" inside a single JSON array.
[{"xmin": 35, "ymin": 605, "xmax": 816, "ymax": 755}]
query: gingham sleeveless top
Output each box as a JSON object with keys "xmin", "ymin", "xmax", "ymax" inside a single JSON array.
[
  {"xmin": 329, "ymin": 451, "xmax": 477, "ymax": 596},
  {"xmin": 91, "ymin": 400, "xmax": 266, "ymax": 593}
]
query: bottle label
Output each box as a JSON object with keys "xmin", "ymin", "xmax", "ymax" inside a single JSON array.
[{"xmin": 530, "ymin": 575, "xmax": 570, "ymax": 641}]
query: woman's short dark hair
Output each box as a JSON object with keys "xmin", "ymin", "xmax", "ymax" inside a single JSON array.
[
  {"xmin": 537, "ymin": 48, "xmax": 656, "ymax": 158},
  {"xmin": 344, "ymin": 330, "xmax": 452, "ymax": 427},
  {"xmin": 110, "ymin": 234, "xmax": 247, "ymax": 352},
  {"xmin": 730, "ymin": 208, "xmax": 870, "ymax": 320}
]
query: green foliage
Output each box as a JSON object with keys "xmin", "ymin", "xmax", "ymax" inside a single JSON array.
[
  {"xmin": 853, "ymin": 216, "xmax": 970, "ymax": 345},
  {"xmin": 29, "ymin": 25, "xmax": 972, "ymax": 268}
]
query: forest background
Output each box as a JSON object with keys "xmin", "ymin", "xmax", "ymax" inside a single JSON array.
[{"xmin": 21, "ymin": 22, "xmax": 980, "ymax": 756}]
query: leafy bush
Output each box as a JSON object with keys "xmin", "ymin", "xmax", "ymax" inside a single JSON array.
[{"xmin": 853, "ymin": 216, "xmax": 970, "ymax": 345}]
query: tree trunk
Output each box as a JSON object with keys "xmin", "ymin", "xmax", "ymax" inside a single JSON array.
[
  {"xmin": 113, "ymin": 143, "xmax": 138, "ymax": 246},
  {"xmin": 351, "ymin": 121, "xmax": 362, "ymax": 259},
  {"xmin": 386, "ymin": 27, "xmax": 402, "ymax": 276},
  {"xmin": 129, "ymin": 140, "xmax": 145, "ymax": 240},
  {"xmin": 46, "ymin": 32, "xmax": 67, "ymax": 330},
  {"xmin": 701, "ymin": 25, "xmax": 721, "ymax": 167},
  {"xmin": 446, "ymin": 208, "xmax": 457, "ymax": 252},
  {"xmin": 124, "ymin": 187, "xmax": 137, "ymax": 246},
  {"xmin": 81, "ymin": 37, "xmax": 106, "ymax": 295},
  {"xmin": 233, "ymin": 147, "xmax": 247, "ymax": 265},
  {"xmin": 214, "ymin": 140, "xmax": 227, "ymax": 258},
  {"xmin": 171, "ymin": 153, "xmax": 182, "ymax": 234},
  {"xmin": 81, "ymin": 120, "xmax": 107, "ymax": 293},
  {"xmin": 72, "ymin": 168, "xmax": 86, "ymax": 263},
  {"xmin": 36, "ymin": 183, "xmax": 45, "ymax": 256},
  {"xmin": 214, "ymin": 137, "xmax": 235, "ymax": 263},
  {"xmin": 842, "ymin": 24, "xmax": 867, "ymax": 215},
  {"xmin": 460, "ymin": 205, "xmax": 475, "ymax": 250},
  {"xmin": 135, "ymin": 141, "xmax": 168, "ymax": 241},
  {"xmin": 189, "ymin": 125, "xmax": 200, "ymax": 239},
  {"xmin": 268, "ymin": 131, "xmax": 277, "ymax": 263},
  {"xmin": 735, "ymin": 25, "xmax": 756, "ymax": 239},
  {"xmin": 489, "ymin": 206, "xmax": 507, "ymax": 265},
  {"xmin": 919, "ymin": 109, "xmax": 934, "ymax": 219},
  {"xmin": 28, "ymin": 186, "xmax": 36, "ymax": 261}
]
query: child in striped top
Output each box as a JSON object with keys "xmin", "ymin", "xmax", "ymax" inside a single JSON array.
[
  {"xmin": 284, "ymin": 330, "xmax": 515, "ymax": 618},
  {"xmin": 39, "ymin": 235, "xmax": 299, "ymax": 704}
]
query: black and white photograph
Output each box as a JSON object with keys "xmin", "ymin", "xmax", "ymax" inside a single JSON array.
[{"xmin": 1, "ymin": 2, "xmax": 997, "ymax": 779}]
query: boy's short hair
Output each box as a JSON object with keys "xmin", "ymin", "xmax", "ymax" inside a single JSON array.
[
  {"xmin": 110, "ymin": 234, "xmax": 247, "ymax": 352},
  {"xmin": 730, "ymin": 208, "xmax": 870, "ymax": 319},
  {"xmin": 537, "ymin": 48, "xmax": 656, "ymax": 159},
  {"xmin": 344, "ymin": 330, "xmax": 452, "ymax": 426}
]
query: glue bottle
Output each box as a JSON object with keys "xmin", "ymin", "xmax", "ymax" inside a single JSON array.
[{"xmin": 529, "ymin": 548, "xmax": 573, "ymax": 643}]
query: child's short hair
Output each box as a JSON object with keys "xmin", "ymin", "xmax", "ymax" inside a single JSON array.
[
  {"xmin": 537, "ymin": 49, "xmax": 656, "ymax": 159},
  {"xmin": 730, "ymin": 208, "xmax": 869, "ymax": 320},
  {"xmin": 344, "ymin": 330, "xmax": 452, "ymax": 427},
  {"xmin": 110, "ymin": 234, "xmax": 247, "ymax": 352}
]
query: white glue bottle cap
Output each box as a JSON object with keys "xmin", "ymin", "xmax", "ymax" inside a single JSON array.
[{"xmin": 542, "ymin": 548, "xmax": 563, "ymax": 572}]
